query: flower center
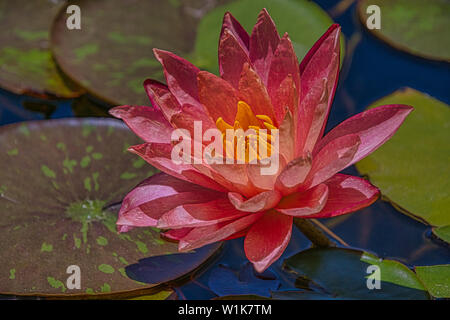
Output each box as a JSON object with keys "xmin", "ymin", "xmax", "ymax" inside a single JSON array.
[{"xmin": 215, "ymin": 101, "xmax": 277, "ymax": 163}]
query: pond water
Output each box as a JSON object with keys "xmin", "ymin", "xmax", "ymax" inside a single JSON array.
[{"xmin": 0, "ymin": 0, "xmax": 448, "ymax": 299}]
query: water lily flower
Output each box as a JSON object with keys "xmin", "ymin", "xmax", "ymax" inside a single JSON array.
[{"xmin": 110, "ymin": 9, "xmax": 412, "ymax": 272}]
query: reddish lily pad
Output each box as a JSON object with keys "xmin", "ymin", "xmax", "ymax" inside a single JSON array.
[
  {"xmin": 356, "ymin": 88, "xmax": 450, "ymax": 228},
  {"xmin": 50, "ymin": 0, "xmax": 228, "ymax": 106},
  {"xmin": 0, "ymin": 0, "xmax": 82, "ymax": 98},
  {"xmin": 0, "ymin": 118, "xmax": 220, "ymax": 297},
  {"xmin": 358, "ymin": 0, "xmax": 450, "ymax": 61}
]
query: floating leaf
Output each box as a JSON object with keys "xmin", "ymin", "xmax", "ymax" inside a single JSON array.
[
  {"xmin": 50, "ymin": 0, "xmax": 227, "ymax": 106},
  {"xmin": 0, "ymin": 118, "xmax": 220, "ymax": 297},
  {"xmin": 129, "ymin": 290, "xmax": 174, "ymax": 300},
  {"xmin": 0, "ymin": 0, "xmax": 82, "ymax": 98},
  {"xmin": 192, "ymin": 0, "xmax": 344, "ymax": 73},
  {"xmin": 283, "ymin": 247, "xmax": 429, "ymax": 299},
  {"xmin": 356, "ymin": 88, "xmax": 450, "ymax": 227},
  {"xmin": 415, "ymin": 265, "xmax": 450, "ymax": 298},
  {"xmin": 433, "ymin": 226, "xmax": 450, "ymax": 244},
  {"xmin": 358, "ymin": 0, "xmax": 450, "ymax": 61},
  {"xmin": 415, "ymin": 264, "xmax": 450, "ymax": 298},
  {"xmin": 125, "ymin": 243, "xmax": 222, "ymax": 285}
]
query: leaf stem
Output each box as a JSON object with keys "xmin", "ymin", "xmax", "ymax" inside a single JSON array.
[
  {"xmin": 311, "ymin": 219, "xmax": 350, "ymax": 247},
  {"xmin": 293, "ymin": 218, "xmax": 335, "ymax": 247}
]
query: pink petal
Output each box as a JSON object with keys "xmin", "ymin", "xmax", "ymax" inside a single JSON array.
[
  {"xmin": 304, "ymin": 134, "xmax": 360, "ymax": 188},
  {"xmin": 272, "ymin": 75, "xmax": 298, "ymax": 125},
  {"xmin": 268, "ymin": 33, "xmax": 300, "ymax": 121},
  {"xmin": 158, "ymin": 197, "xmax": 250, "ymax": 229},
  {"xmin": 278, "ymin": 110, "xmax": 296, "ymax": 164},
  {"xmin": 128, "ymin": 142, "xmax": 227, "ymax": 192},
  {"xmin": 300, "ymin": 24, "xmax": 340, "ymax": 73},
  {"xmin": 219, "ymin": 28, "xmax": 252, "ymax": 89},
  {"xmin": 244, "ymin": 210, "xmax": 293, "ymax": 272},
  {"xmin": 208, "ymin": 163, "xmax": 255, "ymax": 197},
  {"xmin": 170, "ymin": 103, "xmax": 216, "ymax": 139},
  {"xmin": 198, "ymin": 71, "xmax": 240, "ymax": 124},
  {"xmin": 296, "ymin": 77, "xmax": 330, "ymax": 154},
  {"xmin": 178, "ymin": 212, "xmax": 264, "ymax": 252},
  {"xmin": 297, "ymin": 24, "xmax": 340, "ymax": 152},
  {"xmin": 162, "ymin": 228, "xmax": 193, "ymax": 241},
  {"xmin": 249, "ymin": 8, "xmax": 280, "ymax": 84},
  {"xmin": 276, "ymin": 184, "xmax": 329, "ymax": 216},
  {"xmin": 116, "ymin": 173, "xmax": 221, "ymax": 230},
  {"xmin": 221, "ymin": 12, "xmax": 250, "ymax": 50},
  {"xmin": 109, "ymin": 105, "xmax": 173, "ymax": 143},
  {"xmin": 314, "ymin": 104, "xmax": 414, "ymax": 164},
  {"xmin": 301, "ymin": 174, "xmax": 379, "ymax": 218},
  {"xmin": 246, "ymin": 154, "xmax": 287, "ymax": 191},
  {"xmin": 223, "ymin": 228, "xmax": 250, "ymax": 241},
  {"xmin": 144, "ymin": 79, "xmax": 181, "ymax": 121},
  {"xmin": 153, "ymin": 49, "xmax": 200, "ymax": 107},
  {"xmin": 238, "ymin": 63, "xmax": 276, "ymax": 123},
  {"xmin": 228, "ymin": 190, "xmax": 282, "ymax": 212},
  {"xmin": 275, "ymin": 152, "xmax": 312, "ymax": 194}
]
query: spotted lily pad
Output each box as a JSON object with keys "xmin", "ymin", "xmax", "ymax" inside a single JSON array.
[
  {"xmin": 0, "ymin": 0, "xmax": 82, "ymax": 98},
  {"xmin": 358, "ymin": 0, "xmax": 450, "ymax": 61},
  {"xmin": 192, "ymin": 0, "xmax": 344, "ymax": 73},
  {"xmin": 415, "ymin": 265, "xmax": 450, "ymax": 298},
  {"xmin": 50, "ymin": 0, "xmax": 228, "ymax": 106},
  {"xmin": 0, "ymin": 118, "xmax": 220, "ymax": 297},
  {"xmin": 283, "ymin": 247, "xmax": 429, "ymax": 299},
  {"xmin": 129, "ymin": 290, "xmax": 174, "ymax": 300},
  {"xmin": 356, "ymin": 88, "xmax": 450, "ymax": 229}
]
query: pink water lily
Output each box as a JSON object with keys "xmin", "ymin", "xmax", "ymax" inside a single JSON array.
[{"xmin": 110, "ymin": 9, "xmax": 412, "ymax": 272}]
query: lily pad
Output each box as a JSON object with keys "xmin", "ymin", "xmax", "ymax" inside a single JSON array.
[
  {"xmin": 433, "ymin": 226, "xmax": 450, "ymax": 244},
  {"xmin": 125, "ymin": 243, "xmax": 222, "ymax": 286},
  {"xmin": 213, "ymin": 294, "xmax": 271, "ymax": 300},
  {"xmin": 358, "ymin": 0, "xmax": 450, "ymax": 61},
  {"xmin": 356, "ymin": 88, "xmax": 450, "ymax": 227},
  {"xmin": 129, "ymin": 290, "xmax": 174, "ymax": 300},
  {"xmin": 0, "ymin": 118, "xmax": 220, "ymax": 297},
  {"xmin": 192, "ymin": 0, "xmax": 344, "ymax": 73},
  {"xmin": 50, "ymin": 0, "xmax": 228, "ymax": 106},
  {"xmin": 283, "ymin": 247, "xmax": 429, "ymax": 299},
  {"xmin": 415, "ymin": 265, "xmax": 450, "ymax": 298},
  {"xmin": 0, "ymin": 0, "xmax": 82, "ymax": 98}
]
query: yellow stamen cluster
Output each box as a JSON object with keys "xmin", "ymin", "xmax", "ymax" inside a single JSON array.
[{"xmin": 215, "ymin": 101, "xmax": 277, "ymax": 163}]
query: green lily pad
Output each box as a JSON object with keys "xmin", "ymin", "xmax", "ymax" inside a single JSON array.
[
  {"xmin": 0, "ymin": 118, "xmax": 220, "ymax": 297},
  {"xmin": 50, "ymin": 0, "xmax": 228, "ymax": 106},
  {"xmin": 433, "ymin": 226, "xmax": 450, "ymax": 244},
  {"xmin": 283, "ymin": 247, "xmax": 429, "ymax": 299},
  {"xmin": 356, "ymin": 88, "xmax": 450, "ymax": 227},
  {"xmin": 129, "ymin": 290, "xmax": 174, "ymax": 300},
  {"xmin": 0, "ymin": 0, "xmax": 82, "ymax": 98},
  {"xmin": 415, "ymin": 265, "xmax": 450, "ymax": 298},
  {"xmin": 358, "ymin": 0, "xmax": 450, "ymax": 61},
  {"xmin": 192, "ymin": 0, "xmax": 345, "ymax": 74}
]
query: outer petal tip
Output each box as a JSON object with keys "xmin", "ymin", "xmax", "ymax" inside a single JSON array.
[{"xmin": 108, "ymin": 105, "xmax": 126, "ymax": 118}]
